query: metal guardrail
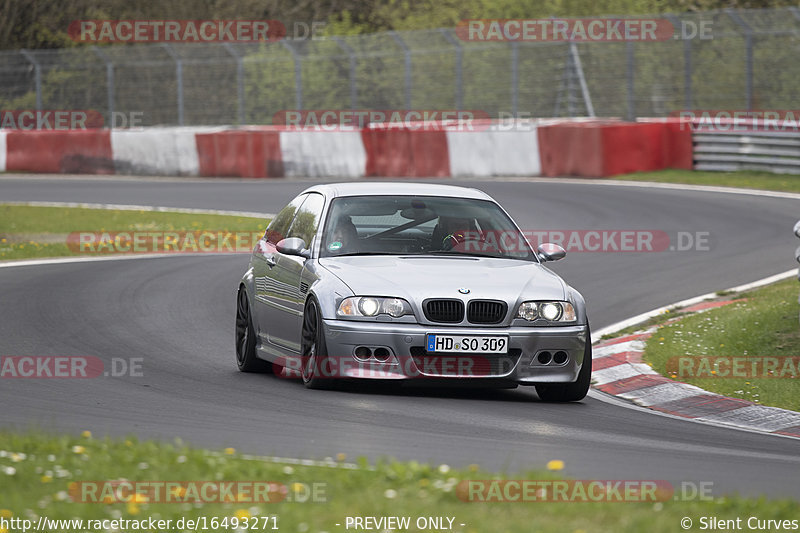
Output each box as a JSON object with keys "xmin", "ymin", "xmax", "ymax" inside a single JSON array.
[{"xmin": 693, "ymin": 129, "xmax": 800, "ymax": 174}]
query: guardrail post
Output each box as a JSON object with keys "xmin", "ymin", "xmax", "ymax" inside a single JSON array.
[
  {"xmin": 223, "ymin": 43, "xmax": 245, "ymax": 125},
  {"xmin": 92, "ymin": 47, "xmax": 115, "ymax": 126},
  {"xmin": 439, "ymin": 29, "xmax": 463, "ymax": 110},
  {"xmin": 19, "ymin": 50, "xmax": 42, "ymax": 111},
  {"xmin": 160, "ymin": 44, "xmax": 184, "ymax": 126},
  {"xmin": 726, "ymin": 10, "xmax": 753, "ymax": 111},
  {"xmin": 280, "ymin": 40, "xmax": 303, "ymax": 110},
  {"xmin": 333, "ymin": 37, "xmax": 358, "ymax": 110},
  {"xmin": 389, "ymin": 31, "xmax": 412, "ymax": 110}
]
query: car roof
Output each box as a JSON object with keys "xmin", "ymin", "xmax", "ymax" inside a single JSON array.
[{"xmin": 301, "ymin": 182, "xmax": 493, "ymax": 201}]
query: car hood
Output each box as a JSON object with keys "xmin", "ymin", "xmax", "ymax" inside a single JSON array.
[{"xmin": 318, "ymin": 255, "xmax": 566, "ymax": 304}]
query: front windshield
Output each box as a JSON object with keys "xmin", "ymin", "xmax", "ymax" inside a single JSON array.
[{"xmin": 320, "ymin": 195, "xmax": 535, "ymax": 260}]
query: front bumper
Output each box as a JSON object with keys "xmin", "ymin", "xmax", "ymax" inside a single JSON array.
[{"xmin": 321, "ymin": 319, "xmax": 588, "ymax": 383}]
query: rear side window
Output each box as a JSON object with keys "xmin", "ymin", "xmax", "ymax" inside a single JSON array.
[
  {"xmin": 265, "ymin": 194, "xmax": 306, "ymax": 244},
  {"xmin": 287, "ymin": 193, "xmax": 325, "ymax": 247}
]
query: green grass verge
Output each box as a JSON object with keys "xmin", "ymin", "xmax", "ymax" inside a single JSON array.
[
  {"xmin": 0, "ymin": 206, "xmax": 267, "ymax": 261},
  {"xmin": 0, "ymin": 431, "xmax": 797, "ymax": 533},
  {"xmin": 643, "ymin": 279, "xmax": 800, "ymax": 411},
  {"xmin": 616, "ymin": 169, "xmax": 800, "ymax": 194}
]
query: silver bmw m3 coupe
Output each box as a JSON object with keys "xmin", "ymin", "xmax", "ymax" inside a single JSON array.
[{"xmin": 236, "ymin": 183, "xmax": 591, "ymax": 401}]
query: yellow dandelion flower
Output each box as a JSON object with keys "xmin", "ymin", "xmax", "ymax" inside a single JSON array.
[
  {"xmin": 0, "ymin": 509, "xmax": 12, "ymax": 518},
  {"xmin": 224, "ymin": 447, "xmax": 236, "ymax": 455},
  {"xmin": 234, "ymin": 509, "xmax": 251, "ymax": 520},
  {"xmin": 71, "ymin": 445, "xmax": 85, "ymax": 454},
  {"xmin": 40, "ymin": 475, "xmax": 53, "ymax": 483},
  {"xmin": 336, "ymin": 452, "xmax": 347, "ymax": 462},
  {"xmin": 546, "ymin": 459, "xmax": 565, "ymax": 471},
  {"xmin": 126, "ymin": 502, "xmax": 139, "ymax": 515},
  {"xmin": 81, "ymin": 430, "xmax": 92, "ymax": 439}
]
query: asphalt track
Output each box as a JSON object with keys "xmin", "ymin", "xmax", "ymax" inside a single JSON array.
[{"xmin": 0, "ymin": 175, "xmax": 798, "ymax": 498}]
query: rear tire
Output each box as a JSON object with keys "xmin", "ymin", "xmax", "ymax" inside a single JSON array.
[
  {"xmin": 235, "ymin": 288, "xmax": 273, "ymax": 373},
  {"xmin": 535, "ymin": 332, "xmax": 592, "ymax": 402}
]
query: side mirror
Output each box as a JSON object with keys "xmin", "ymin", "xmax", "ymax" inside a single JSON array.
[
  {"xmin": 794, "ymin": 220, "xmax": 800, "ymax": 239},
  {"xmin": 537, "ymin": 242, "xmax": 566, "ymax": 262},
  {"xmin": 276, "ymin": 237, "xmax": 310, "ymax": 259}
]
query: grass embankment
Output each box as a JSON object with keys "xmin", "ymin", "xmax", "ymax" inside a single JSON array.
[
  {"xmin": 643, "ymin": 279, "xmax": 800, "ymax": 411},
  {"xmin": 0, "ymin": 431, "xmax": 797, "ymax": 533},
  {"xmin": 0, "ymin": 205, "xmax": 266, "ymax": 261},
  {"xmin": 617, "ymin": 169, "xmax": 800, "ymax": 194}
]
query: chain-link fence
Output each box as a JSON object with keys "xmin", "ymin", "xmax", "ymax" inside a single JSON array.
[{"xmin": 1, "ymin": 7, "xmax": 799, "ymax": 127}]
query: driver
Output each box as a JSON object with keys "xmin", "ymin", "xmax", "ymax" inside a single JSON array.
[
  {"xmin": 326, "ymin": 216, "xmax": 359, "ymax": 254},
  {"xmin": 438, "ymin": 216, "xmax": 473, "ymax": 250}
]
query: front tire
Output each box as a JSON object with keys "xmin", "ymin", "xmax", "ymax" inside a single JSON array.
[
  {"xmin": 535, "ymin": 332, "xmax": 592, "ymax": 402},
  {"xmin": 235, "ymin": 288, "xmax": 273, "ymax": 373},
  {"xmin": 301, "ymin": 298, "xmax": 335, "ymax": 390}
]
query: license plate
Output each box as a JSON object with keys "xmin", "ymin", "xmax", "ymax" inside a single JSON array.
[{"xmin": 426, "ymin": 334, "xmax": 508, "ymax": 354}]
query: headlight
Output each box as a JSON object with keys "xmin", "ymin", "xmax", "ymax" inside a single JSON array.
[
  {"xmin": 338, "ymin": 296, "xmax": 413, "ymax": 318},
  {"xmin": 516, "ymin": 301, "xmax": 576, "ymax": 323}
]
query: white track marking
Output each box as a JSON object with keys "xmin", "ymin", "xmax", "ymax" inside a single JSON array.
[{"xmin": 3, "ymin": 201, "xmax": 273, "ymax": 219}]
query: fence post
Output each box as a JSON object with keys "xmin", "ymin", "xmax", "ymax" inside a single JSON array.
[
  {"xmin": 92, "ymin": 47, "xmax": 115, "ymax": 127},
  {"xmin": 19, "ymin": 50, "xmax": 42, "ymax": 111},
  {"xmin": 510, "ymin": 40, "xmax": 519, "ymax": 118},
  {"xmin": 626, "ymin": 41, "xmax": 635, "ymax": 121},
  {"xmin": 570, "ymin": 43, "xmax": 594, "ymax": 117},
  {"xmin": 683, "ymin": 36, "xmax": 693, "ymax": 110},
  {"xmin": 726, "ymin": 9, "xmax": 753, "ymax": 111},
  {"xmin": 223, "ymin": 43, "xmax": 245, "ymax": 125},
  {"xmin": 389, "ymin": 31, "xmax": 412, "ymax": 110},
  {"xmin": 665, "ymin": 14, "xmax": 692, "ymax": 111},
  {"xmin": 439, "ymin": 29, "xmax": 463, "ymax": 110},
  {"xmin": 160, "ymin": 44, "xmax": 184, "ymax": 126},
  {"xmin": 333, "ymin": 37, "xmax": 358, "ymax": 110},
  {"xmin": 280, "ymin": 40, "xmax": 303, "ymax": 110}
]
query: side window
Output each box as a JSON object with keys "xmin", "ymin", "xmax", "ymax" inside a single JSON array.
[
  {"xmin": 265, "ymin": 194, "xmax": 307, "ymax": 244},
  {"xmin": 286, "ymin": 193, "xmax": 325, "ymax": 247}
]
